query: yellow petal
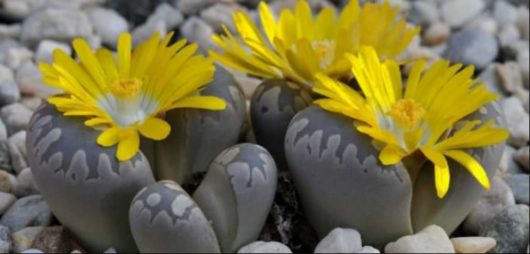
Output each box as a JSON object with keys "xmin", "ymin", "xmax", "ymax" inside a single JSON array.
[
  {"xmin": 444, "ymin": 150, "xmax": 491, "ymax": 190},
  {"xmin": 97, "ymin": 127, "xmax": 121, "ymax": 147},
  {"xmin": 139, "ymin": 117, "xmax": 171, "ymax": 141},
  {"xmin": 421, "ymin": 147, "xmax": 450, "ymax": 198},
  {"xmin": 117, "ymin": 32, "xmax": 132, "ymax": 78},
  {"xmin": 379, "ymin": 145, "xmax": 407, "ymax": 165},
  {"xmin": 166, "ymin": 96, "xmax": 227, "ymax": 111},
  {"xmin": 116, "ymin": 130, "xmax": 140, "ymax": 161}
]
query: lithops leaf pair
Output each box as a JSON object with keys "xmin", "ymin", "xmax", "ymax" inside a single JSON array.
[
  {"xmin": 285, "ymin": 48, "xmax": 508, "ymax": 246},
  {"xmin": 27, "ymin": 32, "xmax": 245, "ymax": 252},
  {"xmin": 129, "ymin": 143, "xmax": 277, "ymax": 253}
]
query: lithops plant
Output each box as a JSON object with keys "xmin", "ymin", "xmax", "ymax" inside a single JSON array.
[
  {"xmin": 250, "ymin": 80, "xmax": 312, "ymax": 169},
  {"xmin": 27, "ymin": 32, "xmax": 229, "ymax": 251},
  {"xmin": 285, "ymin": 47, "xmax": 509, "ymax": 246},
  {"xmin": 27, "ymin": 102, "xmax": 155, "ymax": 252},
  {"xmin": 130, "ymin": 143, "xmax": 277, "ymax": 253},
  {"xmin": 211, "ymin": 0, "xmax": 419, "ymax": 171},
  {"xmin": 154, "ymin": 66, "xmax": 246, "ymax": 183}
]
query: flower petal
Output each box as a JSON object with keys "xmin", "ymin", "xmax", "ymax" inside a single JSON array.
[
  {"xmin": 117, "ymin": 130, "xmax": 140, "ymax": 161},
  {"xmin": 379, "ymin": 144, "xmax": 407, "ymax": 165},
  {"xmin": 444, "ymin": 150, "xmax": 490, "ymax": 190},
  {"xmin": 97, "ymin": 127, "xmax": 121, "ymax": 147},
  {"xmin": 139, "ymin": 117, "xmax": 171, "ymax": 141},
  {"xmin": 421, "ymin": 147, "xmax": 450, "ymax": 198}
]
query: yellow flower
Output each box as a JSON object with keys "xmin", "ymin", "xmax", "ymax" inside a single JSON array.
[
  {"xmin": 210, "ymin": 0, "xmax": 419, "ymax": 88},
  {"xmin": 39, "ymin": 32, "xmax": 226, "ymax": 161},
  {"xmin": 313, "ymin": 47, "xmax": 509, "ymax": 198}
]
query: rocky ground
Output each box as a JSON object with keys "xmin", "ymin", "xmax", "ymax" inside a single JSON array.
[{"xmin": 0, "ymin": 0, "xmax": 528, "ymax": 253}]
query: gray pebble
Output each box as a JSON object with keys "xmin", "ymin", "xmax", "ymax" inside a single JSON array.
[
  {"xmin": 0, "ymin": 195, "xmax": 53, "ymax": 232},
  {"xmin": 314, "ymin": 228, "xmax": 362, "ymax": 253},
  {"xmin": 504, "ymin": 174, "xmax": 529, "ymax": 204},
  {"xmin": 8, "ymin": 130, "xmax": 27, "ymax": 174},
  {"xmin": 516, "ymin": 6, "xmax": 529, "ymax": 41},
  {"xmin": 21, "ymin": 248, "xmax": 44, "ymax": 253},
  {"xmin": 0, "ymin": 225, "xmax": 13, "ymax": 253},
  {"xmin": 481, "ymin": 204, "xmax": 529, "ymax": 253},
  {"xmin": 35, "ymin": 40, "xmax": 71, "ymax": 63},
  {"xmin": 0, "ymin": 192, "xmax": 16, "ymax": 215},
  {"xmin": 0, "ymin": 24, "xmax": 21, "ymax": 40},
  {"xmin": 502, "ymin": 97, "xmax": 529, "ymax": 147},
  {"xmin": 441, "ymin": 0, "xmax": 485, "ymax": 28},
  {"xmin": 87, "ymin": 7, "xmax": 128, "ymax": 47},
  {"xmin": 146, "ymin": 3, "xmax": 183, "ymax": 30},
  {"xmin": 409, "ymin": 1, "xmax": 439, "ymax": 27},
  {"xmin": 15, "ymin": 61, "xmax": 60, "ymax": 99},
  {"xmin": 0, "ymin": 103, "xmax": 32, "ymax": 136},
  {"xmin": 0, "ymin": 140, "xmax": 13, "ymax": 173},
  {"xmin": 359, "ymin": 246, "xmax": 380, "ymax": 253},
  {"xmin": 514, "ymin": 146, "xmax": 529, "ymax": 171},
  {"xmin": 493, "ymin": 0, "xmax": 518, "ymax": 27},
  {"xmin": 499, "ymin": 145, "xmax": 526, "ymax": 175},
  {"xmin": 180, "ymin": 17, "xmax": 215, "ymax": 53},
  {"xmin": 3, "ymin": 47, "xmax": 32, "ymax": 70},
  {"xmin": 14, "ymin": 168, "xmax": 39, "ymax": 198},
  {"xmin": 518, "ymin": 49, "xmax": 529, "ymax": 88},
  {"xmin": 499, "ymin": 25, "xmax": 521, "ymax": 49},
  {"xmin": 201, "ymin": 3, "xmax": 238, "ymax": 32},
  {"xmin": 443, "ymin": 28, "xmax": 498, "ymax": 69},
  {"xmin": 0, "ymin": 64, "xmax": 14, "ymax": 84},
  {"xmin": 0, "ymin": 81, "xmax": 20, "ymax": 107},
  {"xmin": 12, "ymin": 226, "xmax": 44, "ymax": 253}
]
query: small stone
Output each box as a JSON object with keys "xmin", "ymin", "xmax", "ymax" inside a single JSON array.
[
  {"xmin": 16, "ymin": 61, "xmax": 60, "ymax": 98},
  {"xmin": 21, "ymin": 8, "xmax": 92, "ymax": 45},
  {"xmin": 443, "ymin": 28, "xmax": 498, "ymax": 69},
  {"xmin": 499, "ymin": 25, "xmax": 521, "ymax": 49},
  {"xmin": 385, "ymin": 225, "xmax": 454, "ymax": 253},
  {"xmin": 233, "ymin": 74, "xmax": 262, "ymax": 99},
  {"xmin": 87, "ymin": 7, "xmax": 128, "ymax": 47},
  {"xmin": 499, "ymin": 145, "xmax": 525, "ymax": 175},
  {"xmin": 14, "ymin": 168, "xmax": 39, "ymax": 198},
  {"xmin": 496, "ymin": 61, "xmax": 524, "ymax": 93},
  {"xmin": 479, "ymin": 64, "xmax": 505, "ymax": 95},
  {"xmin": 503, "ymin": 174, "xmax": 529, "ymax": 204},
  {"xmin": 22, "ymin": 248, "xmax": 44, "ymax": 253},
  {"xmin": 466, "ymin": 15, "xmax": 498, "ymax": 35},
  {"xmin": 3, "ymin": 47, "xmax": 33, "ymax": 70},
  {"xmin": 238, "ymin": 241, "xmax": 292, "ymax": 253},
  {"xmin": 480, "ymin": 204, "xmax": 529, "ymax": 253},
  {"xmin": 0, "ymin": 24, "xmax": 22, "ymax": 40},
  {"xmin": 12, "ymin": 227, "xmax": 44, "ymax": 253},
  {"xmin": 493, "ymin": 1, "xmax": 518, "ymax": 27},
  {"xmin": 131, "ymin": 20, "xmax": 167, "ymax": 47},
  {"xmin": 176, "ymin": 0, "xmax": 218, "ymax": 15},
  {"xmin": 201, "ymin": 3, "xmax": 241, "ymax": 32},
  {"xmin": 359, "ymin": 246, "xmax": 380, "ymax": 253},
  {"xmin": 71, "ymin": 250, "xmax": 82, "ymax": 253},
  {"xmin": 516, "ymin": 7, "xmax": 529, "ymax": 41},
  {"xmin": 423, "ymin": 22, "xmax": 451, "ymax": 46},
  {"xmin": 32, "ymin": 226, "xmax": 72, "ymax": 253},
  {"xmin": 180, "ymin": 17, "xmax": 216, "ymax": 53},
  {"xmin": 35, "ymin": 40, "xmax": 71, "ymax": 63},
  {"xmin": 450, "ymin": 237, "xmax": 496, "ymax": 253},
  {"xmin": 314, "ymin": 228, "xmax": 362, "ymax": 253},
  {"xmin": 502, "ymin": 97, "xmax": 529, "ymax": 147},
  {"xmin": 0, "ymin": 195, "xmax": 53, "ymax": 232},
  {"xmin": 0, "ymin": 81, "xmax": 21, "ymax": 106},
  {"xmin": 0, "ymin": 192, "xmax": 17, "ymax": 215},
  {"xmin": 464, "ymin": 176, "xmax": 516, "ymax": 234},
  {"xmin": 518, "ymin": 50, "xmax": 529, "ymax": 88},
  {"xmin": 409, "ymin": 1, "xmax": 439, "ymax": 27},
  {"xmin": 0, "ymin": 170, "xmax": 17, "ymax": 193},
  {"xmin": 8, "ymin": 130, "xmax": 28, "ymax": 174},
  {"xmin": 0, "ymin": 103, "xmax": 33, "ymax": 136},
  {"xmin": 0, "ymin": 119, "xmax": 6, "ymax": 141},
  {"xmin": 0, "ymin": 140, "xmax": 13, "ymax": 173},
  {"xmin": 104, "ymin": 247, "xmax": 117, "ymax": 253},
  {"xmin": 0, "ymin": 64, "xmax": 14, "ymax": 84},
  {"xmin": 146, "ymin": 3, "xmax": 183, "ymax": 30},
  {"xmin": 0, "ymin": 225, "xmax": 13, "ymax": 253},
  {"xmin": 20, "ymin": 97, "xmax": 44, "ymax": 112},
  {"xmin": 441, "ymin": 0, "xmax": 485, "ymax": 28},
  {"xmin": 514, "ymin": 146, "xmax": 529, "ymax": 171}
]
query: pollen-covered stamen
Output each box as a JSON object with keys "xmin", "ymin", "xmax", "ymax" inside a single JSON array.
[
  {"xmin": 111, "ymin": 78, "xmax": 143, "ymax": 98},
  {"xmin": 388, "ymin": 99, "xmax": 425, "ymax": 130},
  {"xmin": 312, "ymin": 40, "xmax": 336, "ymax": 69}
]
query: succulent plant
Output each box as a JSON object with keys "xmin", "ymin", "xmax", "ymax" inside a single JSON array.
[
  {"xmin": 250, "ymin": 80, "xmax": 312, "ymax": 170},
  {"xmin": 130, "ymin": 143, "xmax": 278, "ymax": 253},
  {"xmin": 27, "ymin": 102, "xmax": 155, "ymax": 252}
]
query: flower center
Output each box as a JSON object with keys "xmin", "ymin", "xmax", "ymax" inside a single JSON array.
[
  {"xmin": 312, "ymin": 40, "xmax": 335, "ymax": 69},
  {"xmin": 110, "ymin": 78, "xmax": 143, "ymax": 98},
  {"xmin": 388, "ymin": 99, "xmax": 425, "ymax": 130}
]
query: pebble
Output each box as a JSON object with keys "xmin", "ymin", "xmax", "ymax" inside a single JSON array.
[
  {"xmin": 0, "ymin": 192, "xmax": 17, "ymax": 215},
  {"xmin": 502, "ymin": 97, "xmax": 530, "ymax": 147},
  {"xmin": 200, "ymin": 3, "xmax": 240, "ymax": 32},
  {"xmin": 12, "ymin": 226, "xmax": 44, "ymax": 253},
  {"xmin": 493, "ymin": 0, "xmax": 518, "ymax": 27},
  {"xmin": 499, "ymin": 145, "xmax": 525, "ymax": 175},
  {"xmin": 176, "ymin": 0, "xmax": 217, "ymax": 15},
  {"xmin": 518, "ymin": 49, "xmax": 529, "ymax": 88},
  {"xmin": 443, "ymin": 28, "xmax": 498, "ymax": 69},
  {"xmin": 0, "ymin": 119, "xmax": 6, "ymax": 141},
  {"xmin": 0, "ymin": 140, "xmax": 13, "ymax": 173},
  {"xmin": 384, "ymin": 225, "xmax": 454, "ymax": 253},
  {"xmin": 463, "ymin": 176, "xmax": 516, "ymax": 234},
  {"xmin": 503, "ymin": 174, "xmax": 529, "ymax": 204},
  {"xmin": 441, "ymin": 0, "xmax": 485, "ymax": 28},
  {"xmin": 32, "ymin": 226, "xmax": 72, "ymax": 253},
  {"xmin": 423, "ymin": 22, "xmax": 451, "ymax": 46},
  {"xmin": 359, "ymin": 246, "xmax": 380, "ymax": 253},
  {"xmin": 479, "ymin": 64, "xmax": 505, "ymax": 95},
  {"xmin": 314, "ymin": 228, "xmax": 362, "ymax": 253},
  {"xmin": 35, "ymin": 40, "xmax": 72, "ymax": 63},
  {"xmin": 16, "ymin": 61, "xmax": 60, "ymax": 98},
  {"xmin": 0, "ymin": 81, "xmax": 21, "ymax": 106},
  {"xmin": 0, "ymin": 195, "xmax": 53, "ymax": 232},
  {"xmin": 20, "ymin": 97, "xmax": 44, "ymax": 112},
  {"xmin": 233, "ymin": 74, "xmax": 262, "ymax": 99},
  {"xmin": 9, "ymin": 130, "xmax": 28, "ymax": 174},
  {"xmin": 146, "ymin": 3, "xmax": 183, "ymax": 30},
  {"xmin": 496, "ymin": 61, "xmax": 524, "ymax": 93},
  {"xmin": 450, "ymin": 237, "xmax": 496, "ymax": 253},
  {"xmin": 499, "ymin": 25, "xmax": 521, "ymax": 49},
  {"xmin": 14, "ymin": 168, "xmax": 39, "ymax": 198},
  {"xmin": 237, "ymin": 241, "xmax": 292, "ymax": 253},
  {"xmin": 131, "ymin": 20, "xmax": 167, "ymax": 47},
  {"xmin": 466, "ymin": 15, "xmax": 498, "ymax": 35},
  {"xmin": 516, "ymin": 7, "xmax": 529, "ymax": 41},
  {"xmin": 0, "ymin": 225, "xmax": 13, "ymax": 253},
  {"xmin": 408, "ymin": 1, "xmax": 439, "ymax": 27},
  {"xmin": 0, "ymin": 64, "xmax": 14, "ymax": 84},
  {"xmin": 21, "ymin": 8, "xmax": 92, "ymax": 45},
  {"xmin": 180, "ymin": 17, "xmax": 216, "ymax": 53},
  {"xmin": 480, "ymin": 204, "xmax": 529, "ymax": 253},
  {"xmin": 0, "ymin": 170, "xmax": 17, "ymax": 193},
  {"xmin": 3, "ymin": 47, "xmax": 33, "ymax": 70},
  {"xmin": 22, "ymin": 248, "xmax": 44, "ymax": 253},
  {"xmin": 0, "ymin": 103, "xmax": 33, "ymax": 136},
  {"xmin": 87, "ymin": 7, "xmax": 128, "ymax": 47},
  {"xmin": 0, "ymin": 24, "xmax": 22, "ymax": 40},
  {"xmin": 514, "ymin": 146, "xmax": 529, "ymax": 171}
]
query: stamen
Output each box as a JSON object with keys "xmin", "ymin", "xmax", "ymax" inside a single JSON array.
[
  {"xmin": 111, "ymin": 78, "xmax": 143, "ymax": 98},
  {"xmin": 388, "ymin": 99, "xmax": 425, "ymax": 130},
  {"xmin": 311, "ymin": 40, "xmax": 335, "ymax": 69}
]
